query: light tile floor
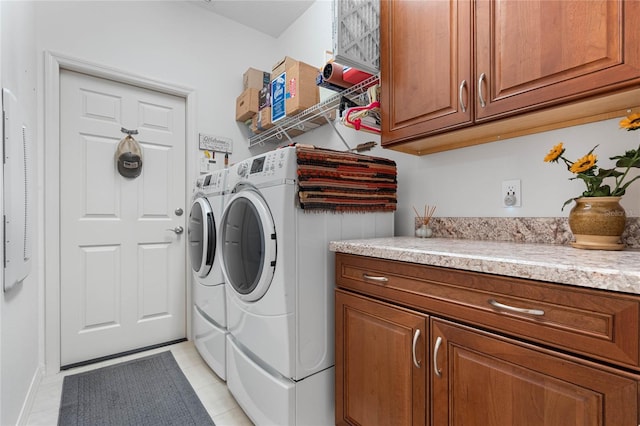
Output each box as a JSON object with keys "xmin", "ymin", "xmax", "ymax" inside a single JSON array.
[{"xmin": 26, "ymin": 341, "xmax": 253, "ymax": 425}]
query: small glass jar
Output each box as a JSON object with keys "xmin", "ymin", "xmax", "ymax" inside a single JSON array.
[{"xmin": 415, "ymin": 223, "xmax": 433, "ymax": 238}]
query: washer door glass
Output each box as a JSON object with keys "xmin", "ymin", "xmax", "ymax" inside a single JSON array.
[
  {"xmin": 188, "ymin": 197, "xmax": 216, "ymax": 278},
  {"xmin": 221, "ymin": 189, "xmax": 276, "ymax": 302}
]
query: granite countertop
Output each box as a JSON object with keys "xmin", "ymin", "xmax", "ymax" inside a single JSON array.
[{"xmin": 329, "ymin": 237, "xmax": 640, "ymax": 296}]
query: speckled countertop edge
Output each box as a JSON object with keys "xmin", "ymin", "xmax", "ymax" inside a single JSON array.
[{"xmin": 330, "ymin": 237, "xmax": 640, "ymax": 295}]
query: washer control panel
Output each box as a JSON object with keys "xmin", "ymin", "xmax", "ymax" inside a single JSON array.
[
  {"xmin": 231, "ymin": 147, "xmax": 296, "ymax": 185},
  {"xmin": 195, "ymin": 168, "xmax": 228, "ymax": 194}
]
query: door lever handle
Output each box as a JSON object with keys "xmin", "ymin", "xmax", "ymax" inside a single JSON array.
[{"xmin": 167, "ymin": 226, "xmax": 184, "ymax": 234}]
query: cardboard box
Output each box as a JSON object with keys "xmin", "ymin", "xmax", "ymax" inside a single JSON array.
[
  {"xmin": 250, "ymin": 114, "xmax": 261, "ymax": 134},
  {"xmin": 285, "ymin": 61, "xmax": 320, "ymax": 116},
  {"xmin": 257, "ymin": 107, "xmax": 274, "ymax": 131},
  {"xmin": 244, "ymin": 68, "xmax": 270, "ymax": 90},
  {"xmin": 270, "ymin": 57, "xmax": 320, "ymax": 123},
  {"xmin": 271, "ymin": 56, "xmax": 298, "ymax": 79},
  {"xmin": 235, "ymin": 88, "xmax": 260, "ymax": 122}
]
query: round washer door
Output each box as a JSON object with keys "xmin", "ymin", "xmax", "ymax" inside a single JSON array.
[
  {"xmin": 188, "ymin": 197, "xmax": 216, "ymax": 278},
  {"xmin": 220, "ymin": 189, "xmax": 276, "ymax": 302}
]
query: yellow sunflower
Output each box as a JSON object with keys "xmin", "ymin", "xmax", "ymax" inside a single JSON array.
[
  {"xmin": 544, "ymin": 142, "xmax": 564, "ymax": 162},
  {"xmin": 569, "ymin": 153, "xmax": 597, "ymax": 174},
  {"xmin": 620, "ymin": 113, "xmax": 640, "ymax": 131}
]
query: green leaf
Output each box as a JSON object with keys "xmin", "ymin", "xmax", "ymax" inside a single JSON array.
[
  {"xmin": 611, "ymin": 150, "xmax": 640, "ymax": 168},
  {"xmin": 561, "ymin": 197, "xmax": 575, "ymax": 211},
  {"xmin": 596, "ymin": 168, "xmax": 624, "ymax": 178},
  {"xmin": 592, "ymin": 186, "xmax": 612, "ymax": 196},
  {"xmin": 615, "ymin": 157, "xmax": 640, "ymax": 168}
]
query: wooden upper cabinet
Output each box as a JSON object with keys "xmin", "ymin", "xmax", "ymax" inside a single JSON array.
[
  {"xmin": 381, "ymin": 0, "xmax": 640, "ymax": 153},
  {"xmin": 475, "ymin": 0, "xmax": 640, "ymax": 121},
  {"xmin": 380, "ymin": 0, "xmax": 473, "ymax": 143}
]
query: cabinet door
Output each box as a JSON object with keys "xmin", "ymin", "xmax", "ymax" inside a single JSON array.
[
  {"xmin": 475, "ymin": 0, "xmax": 640, "ymax": 121},
  {"xmin": 335, "ymin": 289, "xmax": 427, "ymax": 426},
  {"xmin": 380, "ymin": 0, "xmax": 473, "ymax": 147},
  {"xmin": 431, "ymin": 318, "xmax": 639, "ymax": 426}
]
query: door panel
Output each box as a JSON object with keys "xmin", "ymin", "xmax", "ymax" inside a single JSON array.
[
  {"xmin": 81, "ymin": 245, "xmax": 120, "ymax": 329},
  {"xmin": 475, "ymin": 0, "xmax": 640, "ymax": 120},
  {"xmin": 82, "ymin": 135, "xmax": 119, "ymax": 215},
  {"xmin": 381, "ymin": 0, "xmax": 473, "ymax": 143},
  {"xmin": 60, "ymin": 69, "xmax": 186, "ymax": 366},
  {"xmin": 140, "ymin": 144, "xmax": 172, "ymax": 215},
  {"xmin": 431, "ymin": 318, "xmax": 639, "ymax": 426},
  {"xmin": 138, "ymin": 243, "xmax": 172, "ymax": 319},
  {"xmin": 335, "ymin": 289, "xmax": 427, "ymax": 426}
]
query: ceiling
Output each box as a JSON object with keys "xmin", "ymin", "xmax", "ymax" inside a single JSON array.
[{"xmin": 194, "ymin": 0, "xmax": 316, "ymax": 38}]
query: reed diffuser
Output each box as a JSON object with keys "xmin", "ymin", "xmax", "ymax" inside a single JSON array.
[{"xmin": 413, "ymin": 204, "xmax": 436, "ymax": 238}]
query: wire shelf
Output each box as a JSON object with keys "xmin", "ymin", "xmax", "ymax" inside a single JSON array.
[{"xmin": 248, "ymin": 74, "xmax": 379, "ymax": 148}]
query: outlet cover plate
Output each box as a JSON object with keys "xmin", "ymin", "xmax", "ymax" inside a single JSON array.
[{"xmin": 502, "ymin": 179, "xmax": 521, "ymax": 207}]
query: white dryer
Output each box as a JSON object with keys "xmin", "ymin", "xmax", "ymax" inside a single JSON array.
[
  {"xmin": 220, "ymin": 146, "xmax": 394, "ymax": 425},
  {"xmin": 188, "ymin": 168, "xmax": 228, "ymax": 380}
]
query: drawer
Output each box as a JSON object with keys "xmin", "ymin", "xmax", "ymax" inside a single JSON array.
[{"xmin": 335, "ymin": 253, "xmax": 640, "ymax": 371}]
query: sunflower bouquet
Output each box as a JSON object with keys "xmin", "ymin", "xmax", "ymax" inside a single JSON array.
[{"xmin": 544, "ymin": 112, "xmax": 640, "ymax": 210}]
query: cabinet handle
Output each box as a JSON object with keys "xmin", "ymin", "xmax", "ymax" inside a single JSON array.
[
  {"xmin": 478, "ymin": 72, "xmax": 487, "ymax": 108},
  {"xmin": 458, "ymin": 80, "xmax": 467, "ymax": 112},
  {"xmin": 488, "ymin": 299, "xmax": 545, "ymax": 316},
  {"xmin": 433, "ymin": 336, "xmax": 443, "ymax": 378},
  {"xmin": 362, "ymin": 274, "xmax": 388, "ymax": 283},
  {"xmin": 412, "ymin": 329, "xmax": 421, "ymax": 368}
]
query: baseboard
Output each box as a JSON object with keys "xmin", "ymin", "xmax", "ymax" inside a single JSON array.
[{"xmin": 16, "ymin": 364, "xmax": 44, "ymax": 426}]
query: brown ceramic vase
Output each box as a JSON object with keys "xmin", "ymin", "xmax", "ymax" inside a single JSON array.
[{"xmin": 568, "ymin": 196, "xmax": 626, "ymax": 250}]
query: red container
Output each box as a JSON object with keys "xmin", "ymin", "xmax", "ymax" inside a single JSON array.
[{"xmin": 342, "ymin": 67, "xmax": 373, "ymax": 85}]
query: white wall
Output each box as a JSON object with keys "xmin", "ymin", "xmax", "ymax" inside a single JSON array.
[
  {"xmin": 34, "ymin": 0, "xmax": 282, "ymax": 176},
  {"xmin": 1, "ymin": 2, "xmax": 40, "ymax": 425}
]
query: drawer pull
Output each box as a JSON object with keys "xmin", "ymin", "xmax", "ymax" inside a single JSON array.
[
  {"xmin": 412, "ymin": 329, "xmax": 421, "ymax": 368},
  {"xmin": 488, "ymin": 299, "xmax": 545, "ymax": 316},
  {"xmin": 362, "ymin": 274, "xmax": 389, "ymax": 283},
  {"xmin": 433, "ymin": 336, "xmax": 443, "ymax": 378}
]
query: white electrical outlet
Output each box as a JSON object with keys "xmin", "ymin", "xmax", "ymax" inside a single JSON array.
[{"xmin": 502, "ymin": 179, "xmax": 521, "ymax": 207}]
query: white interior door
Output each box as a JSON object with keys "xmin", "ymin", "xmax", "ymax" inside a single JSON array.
[{"xmin": 59, "ymin": 69, "xmax": 186, "ymax": 366}]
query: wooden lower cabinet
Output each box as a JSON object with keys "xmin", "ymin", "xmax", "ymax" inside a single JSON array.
[
  {"xmin": 335, "ymin": 289, "xmax": 427, "ymax": 426},
  {"xmin": 336, "ymin": 289, "xmax": 640, "ymax": 426},
  {"xmin": 431, "ymin": 318, "xmax": 639, "ymax": 426}
]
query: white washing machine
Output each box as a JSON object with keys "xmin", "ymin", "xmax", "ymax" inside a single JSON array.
[
  {"xmin": 188, "ymin": 168, "xmax": 228, "ymax": 380},
  {"xmin": 220, "ymin": 146, "xmax": 394, "ymax": 425}
]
